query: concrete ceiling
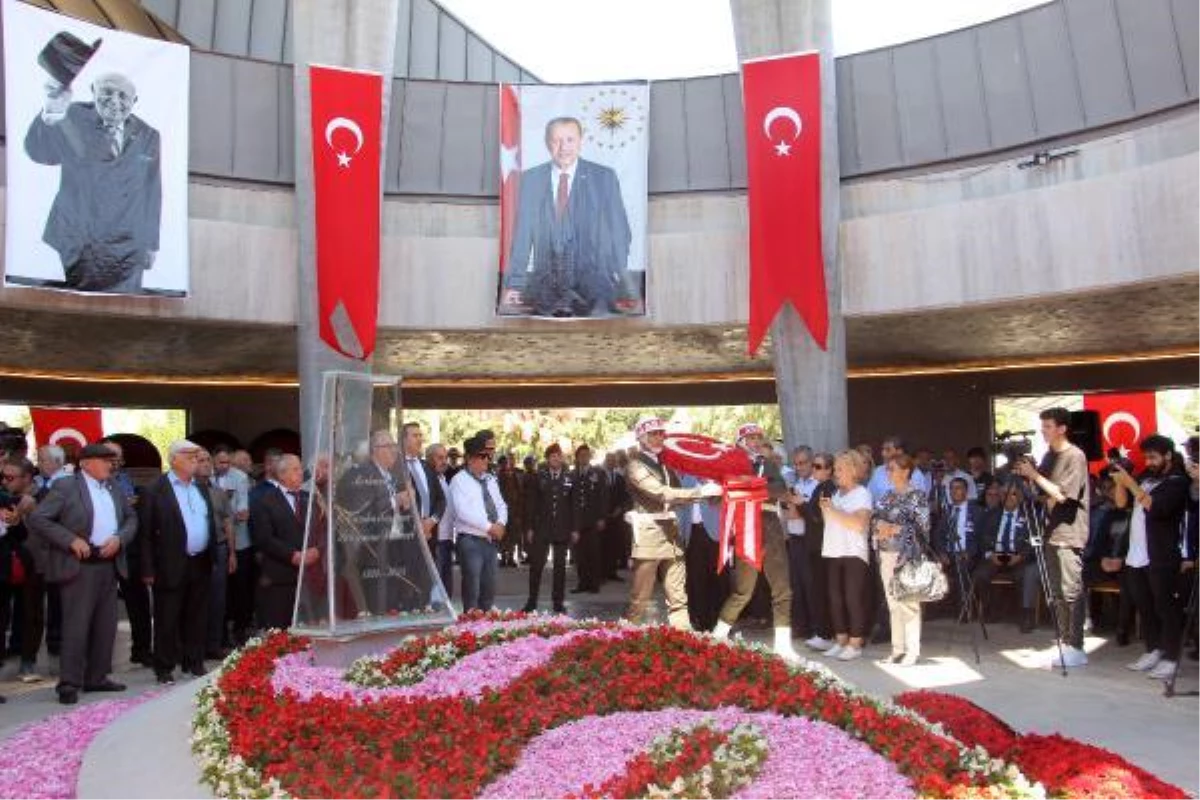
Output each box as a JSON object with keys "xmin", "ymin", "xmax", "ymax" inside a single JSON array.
[{"xmin": 1, "ymin": 277, "xmax": 1195, "ymax": 385}]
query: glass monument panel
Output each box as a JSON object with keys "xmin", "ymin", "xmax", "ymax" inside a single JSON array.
[{"xmin": 292, "ymin": 371, "xmax": 455, "ymax": 636}]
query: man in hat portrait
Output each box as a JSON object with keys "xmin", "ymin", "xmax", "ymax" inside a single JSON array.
[{"xmin": 25, "ymin": 35, "xmax": 161, "ymax": 294}]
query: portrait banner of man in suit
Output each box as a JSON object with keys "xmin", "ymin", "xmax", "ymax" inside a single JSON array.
[
  {"xmin": 497, "ymin": 82, "xmax": 648, "ymax": 319},
  {"xmin": 2, "ymin": 0, "xmax": 189, "ymax": 297}
]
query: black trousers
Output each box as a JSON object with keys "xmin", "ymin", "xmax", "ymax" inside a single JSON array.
[
  {"xmin": 788, "ymin": 538, "xmax": 832, "ymax": 639},
  {"xmin": 118, "ymin": 548, "xmax": 153, "ymax": 660},
  {"xmin": 257, "ymin": 581, "xmax": 296, "ymax": 631},
  {"xmin": 527, "ymin": 537, "xmax": 567, "ymax": 608},
  {"xmin": 18, "ymin": 572, "xmax": 46, "ymax": 664},
  {"xmin": 46, "ymin": 582, "xmax": 62, "ymax": 655},
  {"xmin": 1126, "ymin": 565, "xmax": 1183, "ymax": 660},
  {"xmin": 685, "ymin": 527, "xmax": 729, "ymax": 632},
  {"xmin": 228, "ymin": 546, "xmax": 258, "ymax": 641},
  {"xmin": 575, "ymin": 524, "xmax": 603, "ymax": 590},
  {"xmin": 602, "ymin": 515, "xmax": 626, "ymax": 577},
  {"xmin": 58, "ymin": 562, "xmax": 118, "ymax": 689},
  {"xmin": 153, "ymin": 555, "xmax": 211, "ymax": 674},
  {"xmin": 827, "ymin": 556, "xmax": 870, "ymax": 639}
]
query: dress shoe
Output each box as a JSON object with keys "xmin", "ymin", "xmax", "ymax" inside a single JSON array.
[
  {"xmin": 553, "ymin": 605, "xmax": 567, "ymax": 614},
  {"xmin": 57, "ymin": 686, "xmax": 79, "ymax": 705},
  {"xmin": 0, "ymin": 694, "xmax": 6, "ymax": 704},
  {"xmin": 521, "ymin": 602, "xmax": 537, "ymax": 614},
  {"xmin": 156, "ymin": 671, "xmax": 176, "ymax": 685},
  {"xmin": 83, "ymin": 679, "xmax": 126, "ymax": 693},
  {"xmin": 187, "ymin": 662, "xmax": 209, "ymax": 678},
  {"xmin": 570, "ymin": 587, "xmax": 586, "ymax": 594},
  {"xmin": 131, "ymin": 652, "xmax": 155, "ymax": 668},
  {"xmin": 205, "ymin": 648, "xmax": 229, "ymax": 661},
  {"xmin": 587, "ymin": 587, "xmax": 601, "ymax": 594},
  {"xmin": 1019, "ymin": 611, "xmax": 1035, "ymax": 634}
]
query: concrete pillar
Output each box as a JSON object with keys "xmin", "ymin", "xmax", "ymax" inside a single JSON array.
[
  {"xmin": 291, "ymin": 0, "xmax": 401, "ymax": 456},
  {"xmin": 730, "ymin": 0, "xmax": 848, "ymax": 453}
]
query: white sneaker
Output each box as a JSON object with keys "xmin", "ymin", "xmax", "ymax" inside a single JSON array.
[
  {"xmin": 824, "ymin": 643, "xmax": 844, "ymax": 659},
  {"xmin": 1147, "ymin": 660, "xmax": 1177, "ymax": 680},
  {"xmin": 805, "ymin": 636, "xmax": 835, "ymax": 651},
  {"xmin": 1127, "ymin": 650, "xmax": 1163, "ymax": 672},
  {"xmin": 1051, "ymin": 645, "xmax": 1088, "ymax": 668},
  {"xmin": 837, "ymin": 645, "xmax": 863, "ymax": 661}
]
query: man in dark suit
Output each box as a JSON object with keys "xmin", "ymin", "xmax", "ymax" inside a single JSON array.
[
  {"xmin": 971, "ymin": 482, "xmax": 1040, "ymax": 632},
  {"xmin": 140, "ymin": 440, "xmax": 216, "ymax": 684},
  {"xmin": 25, "ymin": 72, "xmax": 161, "ymax": 293},
  {"xmin": 27, "ymin": 444, "xmax": 137, "ymax": 704},
  {"xmin": 397, "ymin": 422, "xmax": 445, "ymax": 547},
  {"xmin": 250, "ymin": 455, "xmax": 318, "ymax": 629},
  {"xmin": 500, "ymin": 116, "xmax": 634, "ymax": 317},
  {"xmin": 523, "ymin": 444, "xmax": 576, "ymax": 613},
  {"xmin": 571, "ymin": 444, "xmax": 609, "ymax": 594},
  {"xmin": 934, "ymin": 477, "xmax": 985, "ymax": 618}
]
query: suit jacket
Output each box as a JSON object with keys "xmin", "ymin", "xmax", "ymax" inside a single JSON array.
[
  {"xmin": 25, "ymin": 104, "xmax": 161, "ymax": 264},
  {"xmin": 139, "ymin": 473, "xmax": 217, "ymax": 590},
  {"xmin": 337, "ymin": 461, "xmax": 399, "ymax": 540},
  {"xmin": 503, "ymin": 159, "xmax": 631, "ymax": 298},
  {"xmin": 977, "ymin": 508, "xmax": 1034, "ymax": 559},
  {"xmin": 526, "ymin": 468, "xmax": 577, "ymax": 544},
  {"xmin": 934, "ymin": 502, "xmax": 985, "ymax": 561},
  {"xmin": 27, "ymin": 474, "xmax": 137, "ymax": 583},
  {"xmin": 394, "ymin": 458, "xmax": 446, "ymax": 523},
  {"xmin": 250, "ymin": 483, "xmax": 308, "ymax": 585}
]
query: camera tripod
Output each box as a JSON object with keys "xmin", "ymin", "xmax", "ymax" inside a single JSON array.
[
  {"xmin": 941, "ymin": 502, "xmax": 987, "ymax": 665},
  {"xmin": 1165, "ymin": 565, "xmax": 1198, "ymax": 698},
  {"xmin": 1012, "ymin": 475, "xmax": 1070, "ymax": 677}
]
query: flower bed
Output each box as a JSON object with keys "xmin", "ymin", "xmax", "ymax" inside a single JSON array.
[
  {"xmin": 895, "ymin": 690, "xmax": 1188, "ymax": 799},
  {"xmin": 0, "ymin": 692, "xmax": 160, "ymax": 799},
  {"xmin": 194, "ymin": 612, "xmax": 1053, "ymax": 799}
]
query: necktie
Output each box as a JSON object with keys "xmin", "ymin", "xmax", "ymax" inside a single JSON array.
[
  {"xmin": 556, "ymin": 172, "xmax": 569, "ymax": 219},
  {"xmin": 107, "ymin": 126, "xmax": 121, "ymax": 158},
  {"xmin": 408, "ymin": 459, "xmax": 429, "ymax": 517},
  {"xmin": 478, "ymin": 477, "xmax": 498, "ymax": 524},
  {"xmin": 288, "ymin": 491, "xmax": 305, "ymax": 525},
  {"xmin": 958, "ymin": 506, "xmax": 968, "ymax": 551},
  {"xmin": 1000, "ymin": 512, "xmax": 1013, "ymax": 554}
]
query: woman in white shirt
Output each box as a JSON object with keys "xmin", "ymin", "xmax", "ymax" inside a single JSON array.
[{"xmin": 819, "ymin": 449, "xmax": 873, "ymax": 661}]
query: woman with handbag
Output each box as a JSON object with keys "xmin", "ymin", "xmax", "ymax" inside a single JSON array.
[{"xmin": 871, "ymin": 453, "xmax": 932, "ymax": 666}]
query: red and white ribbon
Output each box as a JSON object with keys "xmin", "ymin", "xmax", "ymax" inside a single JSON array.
[{"xmin": 717, "ymin": 476, "xmax": 768, "ymax": 573}]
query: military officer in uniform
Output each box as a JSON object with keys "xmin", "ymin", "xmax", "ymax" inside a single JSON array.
[
  {"xmin": 624, "ymin": 417, "xmax": 722, "ymax": 629},
  {"xmin": 571, "ymin": 444, "xmax": 609, "ymax": 594},
  {"xmin": 523, "ymin": 444, "xmax": 576, "ymax": 613},
  {"xmin": 712, "ymin": 424, "xmax": 801, "ymax": 661}
]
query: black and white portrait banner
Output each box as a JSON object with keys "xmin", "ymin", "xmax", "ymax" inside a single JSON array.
[{"xmin": 2, "ymin": 0, "xmax": 189, "ymax": 297}]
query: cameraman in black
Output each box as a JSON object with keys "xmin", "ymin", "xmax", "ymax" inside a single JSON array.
[
  {"xmin": 1013, "ymin": 407, "xmax": 1091, "ymax": 668},
  {"xmin": 1108, "ymin": 435, "xmax": 1190, "ymax": 680}
]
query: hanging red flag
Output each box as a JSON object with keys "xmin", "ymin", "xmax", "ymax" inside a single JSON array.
[
  {"xmin": 1083, "ymin": 392, "xmax": 1159, "ymax": 473},
  {"xmin": 309, "ymin": 65, "xmax": 384, "ymax": 360},
  {"xmin": 498, "ymin": 83, "xmax": 521, "ymax": 275},
  {"xmin": 30, "ymin": 407, "xmax": 103, "ymax": 451},
  {"xmin": 741, "ymin": 51, "xmax": 828, "ymax": 356}
]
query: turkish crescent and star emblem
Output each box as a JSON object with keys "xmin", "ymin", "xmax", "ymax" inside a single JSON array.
[
  {"xmin": 325, "ymin": 116, "xmax": 364, "ymax": 168},
  {"xmin": 763, "ymin": 105, "xmax": 802, "ymax": 156}
]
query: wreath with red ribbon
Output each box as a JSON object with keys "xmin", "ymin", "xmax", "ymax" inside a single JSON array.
[{"xmin": 659, "ymin": 433, "xmax": 753, "ymax": 481}]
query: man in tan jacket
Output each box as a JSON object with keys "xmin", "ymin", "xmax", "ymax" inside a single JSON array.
[{"xmin": 624, "ymin": 417, "xmax": 721, "ymax": 629}]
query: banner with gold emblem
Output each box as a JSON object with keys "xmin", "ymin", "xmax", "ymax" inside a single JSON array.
[{"xmin": 497, "ymin": 82, "xmax": 649, "ymax": 319}]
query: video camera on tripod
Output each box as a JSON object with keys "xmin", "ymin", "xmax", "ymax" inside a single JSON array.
[{"xmin": 993, "ymin": 430, "xmax": 1035, "ymax": 468}]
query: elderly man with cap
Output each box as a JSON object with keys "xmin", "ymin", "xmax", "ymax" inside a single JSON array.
[
  {"xmin": 524, "ymin": 442, "xmax": 576, "ymax": 613},
  {"xmin": 449, "ymin": 434, "xmax": 508, "ymax": 612},
  {"xmin": 28, "ymin": 443, "xmax": 137, "ymax": 704},
  {"xmin": 624, "ymin": 417, "xmax": 721, "ymax": 629},
  {"xmin": 711, "ymin": 423, "xmax": 801, "ymax": 661},
  {"xmin": 140, "ymin": 439, "xmax": 218, "ymax": 684}
]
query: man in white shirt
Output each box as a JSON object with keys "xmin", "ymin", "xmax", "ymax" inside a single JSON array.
[
  {"xmin": 213, "ymin": 446, "xmax": 253, "ymax": 646},
  {"xmin": 868, "ymin": 437, "xmax": 929, "ymax": 501},
  {"xmin": 449, "ymin": 435, "xmax": 507, "ymax": 612},
  {"xmin": 782, "ymin": 446, "xmax": 828, "ymax": 649}
]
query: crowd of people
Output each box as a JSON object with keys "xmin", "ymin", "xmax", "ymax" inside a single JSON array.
[{"xmin": 0, "ymin": 406, "xmax": 1196, "ymax": 706}]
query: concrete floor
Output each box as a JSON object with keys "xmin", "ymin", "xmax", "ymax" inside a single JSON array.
[{"xmin": 3, "ymin": 561, "xmax": 1197, "ymax": 798}]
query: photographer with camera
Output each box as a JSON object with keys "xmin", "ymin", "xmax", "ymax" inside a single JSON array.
[
  {"xmin": 1012, "ymin": 407, "xmax": 1091, "ymax": 668},
  {"xmin": 1108, "ymin": 435, "xmax": 1190, "ymax": 681}
]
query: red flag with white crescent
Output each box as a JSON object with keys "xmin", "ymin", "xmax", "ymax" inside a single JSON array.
[
  {"xmin": 498, "ymin": 84, "xmax": 521, "ymax": 274},
  {"xmin": 310, "ymin": 65, "xmax": 384, "ymax": 360},
  {"xmin": 30, "ymin": 407, "xmax": 103, "ymax": 451},
  {"xmin": 1083, "ymin": 392, "xmax": 1158, "ymax": 473},
  {"xmin": 741, "ymin": 52, "xmax": 828, "ymax": 355}
]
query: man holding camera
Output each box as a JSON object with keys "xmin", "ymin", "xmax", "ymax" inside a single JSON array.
[{"xmin": 1014, "ymin": 407, "xmax": 1090, "ymax": 667}]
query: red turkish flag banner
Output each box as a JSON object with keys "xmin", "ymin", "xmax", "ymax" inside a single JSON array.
[
  {"xmin": 30, "ymin": 407, "xmax": 103, "ymax": 450},
  {"xmin": 741, "ymin": 52, "xmax": 828, "ymax": 356},
  {"xmin": 310, "ymin": 65, "xmax": 384, "ymax": 360},
  {"xmin": 1083, "ymin": 392, "xmax": 1159, "ymax": 472},
  {"xmin": 498, "ymin": 84, "xmax": 521, "ymax": 274}
]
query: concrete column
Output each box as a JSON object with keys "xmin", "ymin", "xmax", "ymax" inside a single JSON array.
[
  {"xmin": 730, "ymin": 0, "xmax": 848, "ymax": 453},
  {"xmin": 291, "ymin": 0, "xmax": 401, "ymax": 456}
]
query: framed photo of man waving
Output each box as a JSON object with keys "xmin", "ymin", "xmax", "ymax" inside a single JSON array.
[
  {"xmin": 2, "ymin": 0, "xmax": 189, "ymax": 297},
  {"xmin": 497, "ymin": 82, "xmax": 649, "ymax": 319}
]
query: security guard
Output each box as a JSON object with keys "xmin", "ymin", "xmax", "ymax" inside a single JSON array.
[
  {"xmin": 571, "ymin": 444, "xmax": 609, "ymax": 594},
  {"xmin": 523, "ymin": 444, "xmax": 576, "ymax": 613},
  {"xmin": 624, "ymin": 417, "xmax": 721, "ymax": 629},
  {"xmin": 712, "ymin": 423, "xmax": 799, "ymax": 660}
]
